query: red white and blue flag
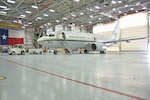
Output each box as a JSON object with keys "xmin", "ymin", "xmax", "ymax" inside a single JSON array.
[{"xmin": 0, "ymin": 29, "xmax": 24, "ymax": 45}]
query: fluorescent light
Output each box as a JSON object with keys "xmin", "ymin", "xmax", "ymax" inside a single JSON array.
[
  {"xmin": 89, "ymin": 21, "xmax": 92, "ymax": 24},
  {"xmin": 130, "ymin": 8, "xmax": 134, "ymax": 10},
  {"xmin": 95, "ymin": 6, "xmax": 100, "ymax": 9},
  {"xmin": 25, "ymin": 11, "xmax": 32, "ymax": 14},
  {"xmin": 118, "ymin": 11, "xmax": 122, "ymax": 13},
  {"xmin": 113, "ymin": 8, "xmax": 116, "ymax": 11},
  {"xmin": 118, "ymin": 1, "xmax": 122, "ymax": 3},
  {"xmin": 125, "ymin": 5, "xmax": 128, "ymax": 7},
  {"xmin": 111, "ymin": 0, "xmax": 117, "ymax": 4},
  {"xmin": 63, "ymin": 17, "xmax": 67, "ymax": 20},
  {"xmin": 56, "ymin": 20, "xmax": 60, "ymax": 22},
  {"xmin": 49, "ymin": 9, "xmax": 55, "ymax": 12},
  {"xmin": 80, "ymin": 12, "xmax": 84, "ymax": 15},
  {"xmin": 13, "ymin": 20, "xmax": 18, "ymax": 23},
  {"xmin": 98, "ymin": 18, "xmax": 101, "ymax": 20},
  {"xmin": 28, "ymin": 22, "xmax": 32, "ymax": 24},
  {"xmin": 20, "ymin": 15, "xmax": 26, "ymax": 18},
  {"xmin": 7, "ymin": 0, "xmax": 15, "ymax": 3},
  {"xmin": 90, "ymin": 15, "xmax": 93, "ymax": 18},
  {"xmin": 0, "ymin": 5, "xmax": 7, "ymax": 9},
  {"xmin": 43, "ymin": 14, "xmax": 49, "ymax": 16},
  {"xmin": 32, "ymin": 5, "xmax": 38, "ymax": 9},
  {"xmin": 74, "ymin": 0, "xmax": 80, "ymax": 2},
  {"xmin": 0, "ymin": 11, "xmax": 7, "ymax": 14},
  {"xmin": 37, "ymin": 17, "xmax": 42, "ymax": 19}
]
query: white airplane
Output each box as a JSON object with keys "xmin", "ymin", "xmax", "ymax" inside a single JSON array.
[{"xmin": 37, "ymin": 30, "xmax": 148, "ymax": 54}]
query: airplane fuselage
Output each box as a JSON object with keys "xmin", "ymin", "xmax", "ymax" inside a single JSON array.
[{"xmin": 37, "ymin": 31, "xmax": 106, "ymax": 54}]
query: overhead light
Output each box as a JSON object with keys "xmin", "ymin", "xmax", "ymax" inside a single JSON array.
[
  {"xmin": 125, "ymin": 5, "xmax": 128, "ymax": 7},
  {"xmin": 3, "ymin": 8, "xmax": 10, "ymax": 10},
  {"xmin": 95, "ymin": 6, "xmax": 100, "ymax": 9},
  {"xmin": 43, "ymin": 14, "xmax": 49, "ymax": 16},
  {"xmin": 111, "ymin": 1, "xmax": 117, "ymax": 4},
  {"xmin": 32, "ymin": 5, "xmax": 38, "ymax": 9},
  {"xmin": 13, "ymin": 20, "xmax": 18, "ymax": 23},
  {"xmin": 74, "ymin": 0, "xmax": 80, "ymax": 2},
  {"xmin": 71, "ymin": 14, "xmax": 76, "ymax": 17},
  {"xmin": 25, "ymin": 11, "xmax": 32, "ymax": 14},
  {"xmin": 89, "ymin": 21, "xmax": 92, "ymax": 24},
  {"xmin": 80, "ymin": 12, "xmax": 84, "ymax": 15},
  {"xmin": 98, "ymin": 18, "xmax": 101, "ymax": 20},
  {"xmin": 118, "ymin": 11, "xmax": 122, "ymax": 13},
  {"xmin": 0, "ymin": 11, "xmax": 7, "ymax": 15},
  {"xmin": 81, "ymin": 25, "xmax": 84, "ymax": 27},
  {"xmin": 63, "ymin": 17, "xmax": 67, "ymax": 20},
  {"xmin": 20, "ymin": 14, "xmax": 26, "ymax": 18},
  {"xmin": 130, "ymin": 8, "xmax": 134, "ymax": 10},
  {"xmin": 49, "ymin": 9, "xmax": 55, "ymax": 12},
  {"xmin": 90, "ymin": 15, "xmax": 93, "ymax": 18},
  {"xmin": 136, "ymin": 10, "xmax": 139, "ymax": 13},
  {"xmin": 28, "ymin": 22, "xmax": 32, "ymax": 24},
  {"xmin": 0, "ymin": 5, "xmax": 7, "ymax": 9},
  {"xmin": 7, "ymin": 0, "xmax": 15, "ymax": 3},
  {"xmin": 37, "ymin": 17, "xmax": 42, "ymax": 20},
  {"xmin": 56, "ymin": 20, "xmax": 60, "ymax": 23},
  {"xmin": 118, "ymin": 1, "xmax": 122, "ymax": 3},
  {"xmin": 113, "ymin": 8, "xmax": 116, "ymax": 11}
]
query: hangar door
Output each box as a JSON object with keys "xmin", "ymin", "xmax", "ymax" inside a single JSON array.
[{"xmin": 120, "ymin": 12, "xmax": 148, "ymax": 52}]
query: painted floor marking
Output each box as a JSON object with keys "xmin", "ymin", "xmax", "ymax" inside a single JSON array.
[
  {"xmin": 0, "ymin": 58, "xmax": 146, "ymax": 100},
  {"xmin": 0, "ymin": 76, "xmax": 6, "ymax": 80}
]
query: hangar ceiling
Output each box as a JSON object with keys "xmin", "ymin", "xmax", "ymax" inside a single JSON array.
[{"xmin": 0, "ymin": 0, "xmax": 150, "ymax": 29}]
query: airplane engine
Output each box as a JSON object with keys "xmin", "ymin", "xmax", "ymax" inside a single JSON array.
[
  {"xmin": 91, "ymin": 43, "xmax": 106, "ymax": 54},
  {"xmin": 91, "ymin": 43, "xmax": 103, "ymax": 51}
]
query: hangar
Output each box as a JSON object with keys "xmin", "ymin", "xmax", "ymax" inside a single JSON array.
[{"xmin": 0, "ymin": 0, "xmax": 150, "ymax": 99}]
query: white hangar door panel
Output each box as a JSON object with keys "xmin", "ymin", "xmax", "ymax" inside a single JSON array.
[{"xmin": 121, "ymin": 25, "xmax": 148, "ymax": 51}]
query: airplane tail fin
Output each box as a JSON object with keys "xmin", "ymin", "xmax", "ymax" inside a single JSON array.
[
  {"xmin": 94, "ymin": 19, "xmax": 120, "ymax": 42},
  {"xmin": 111, "ymin": 19, "xmax": 120, "ymax": 41}
]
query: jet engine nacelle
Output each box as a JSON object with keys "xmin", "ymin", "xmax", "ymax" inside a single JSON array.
[
  {"xmin": 91, "ymin": 43, "xmax": 107, "ymax": 54},
  {"xmin": 91, "ymin": 43, "xmax": 105, "ymax": 51}
]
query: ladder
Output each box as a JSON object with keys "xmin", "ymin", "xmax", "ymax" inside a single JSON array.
[{"xmin": 61, "ymin": 41, "xmax": 73, "ymax": 54}]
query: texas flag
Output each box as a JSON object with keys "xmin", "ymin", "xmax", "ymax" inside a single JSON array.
[{"xmin": 0, "ymin": 29, "xmax": 24, "ymax": 45}]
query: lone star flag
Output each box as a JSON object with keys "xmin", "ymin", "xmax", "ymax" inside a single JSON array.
[
  {"xmin": 0, "ymin": 29, "xmax": 8, "ymax": 45},
  {"xmin": 0, "ymin": 29, "xmax": 24, "ymax": 45}
]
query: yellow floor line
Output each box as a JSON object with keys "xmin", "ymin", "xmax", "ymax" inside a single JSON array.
[{"xmin": 0, "ymin": 76, "xmax": 6, "ymax": 80}]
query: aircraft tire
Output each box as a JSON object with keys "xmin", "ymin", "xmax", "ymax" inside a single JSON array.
[{"xmin": 54, "ymin": 50, "xmax": 58, "ymax": 54}]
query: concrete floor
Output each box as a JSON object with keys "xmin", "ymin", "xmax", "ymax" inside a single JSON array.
[{"xmin": 0, "ymin": 52, "xmax": 150, "ymax": 100}]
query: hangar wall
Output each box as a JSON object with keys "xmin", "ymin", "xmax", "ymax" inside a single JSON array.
[{"xmin": 93, "ymin": 11, "xmax": 148, "ymax": 52}]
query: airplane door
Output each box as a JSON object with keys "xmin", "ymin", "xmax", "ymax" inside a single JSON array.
[
  {"xmin": 62, "ymin": 32, "xmax": 66, "ymax": 40},
  {"xmin": 57, "ymin": 31, "xmax": 66, "ymax": 40}
]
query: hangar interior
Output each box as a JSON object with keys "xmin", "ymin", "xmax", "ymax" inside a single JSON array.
[
  {"xmin": 0, "ymin": 0, "xmax": 150, "ymax": 100},
  {"xmin": 0, "ymin": 0, "xmax": 150, "ymax": 53}
]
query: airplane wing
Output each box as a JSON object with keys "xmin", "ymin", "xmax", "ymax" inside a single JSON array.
[{"xmin": 102, "ymin": 36, "xmax": 149, "ymax": 44}]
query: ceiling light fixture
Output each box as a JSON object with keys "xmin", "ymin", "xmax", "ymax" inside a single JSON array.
[
  {"xmin": 49, "ymin": 9, "xmax": 55, "ymax": 12},
  {"xmin": 74, "ymin": 0, "xmax": 80, "ymax": 2},
  {"xmin": 80, "ymin": 12, "xmax": 84, "ymax": 15},
  {"xmin": 25, "ymin": 11, "xmax": 32, "ymax": 14},
  {"xmin": 95, "ymin": 6, "xmax": 100, "ymax": 9},
  {"xmin": 0, "ymin": 5, "xmax": 7, "ymax": 9},
  {"xmin": 7, "ymin": 0, "xmax": 15, "ymax": 3},
  {"xmin": 43, "ymin": 14, "xmax": 49, "ymax": 16},
  {"xmin": 32, "ymin": 5, "xmax": 38, "ymax": 9},
  {"xmin": 37, "ymin": 17, "xmax": 42, "ymax": 20},
  {"xmin": 0, "ymin": 11, "xmax": 7, "ymax": 15},
  {"xmin": 111, "ymin": 1, "xmax": 117, "ymax": 4}
]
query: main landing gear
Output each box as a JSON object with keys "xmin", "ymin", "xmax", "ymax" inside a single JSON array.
[{"xmin": 100, "ymin": 51, "xmax": 105, "ymax": 54}]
